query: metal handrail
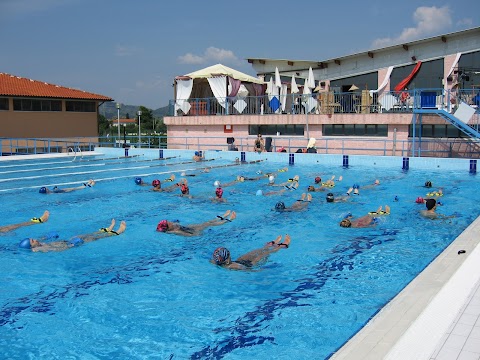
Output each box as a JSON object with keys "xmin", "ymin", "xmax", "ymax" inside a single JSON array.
[{"xmin": 1, "ymin": 135, "xmax": 479, "ymax": 159}]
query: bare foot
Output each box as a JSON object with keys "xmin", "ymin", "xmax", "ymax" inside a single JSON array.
[
  {"xmin": 307, "ymin": 193, "xmax": 312, "ymax": 202},
  {"xmin": 229, "ymin": 211, "xmax": 236, "ymax": 221},
  {"xmin": 385, "ymin": 205, "xmax": 391, "ymax": 214},
  {"xmin": 266, "ymin": 235, "xmax": 282, "ymax": 247},
  {"xmin": 116, "ymin": 221, "xmax": 126, "ymax": 234},
  {"xmin": 107, "ymin": 219, "xmax": 115, "ymax": 231},
  {"xmin": 220, "ymin": 210, "xmax": 231, "ymax": 218},
  {"xmin": 300, "ymin": 193, "xmax": 306, "ymax": 201},
  {"xmin": 282, "ymin": 234, "xmax": 291, "ymax": 247},
  {"xmin": 40, "ymin": 211, "xmax": 50, "ymax": 223}
]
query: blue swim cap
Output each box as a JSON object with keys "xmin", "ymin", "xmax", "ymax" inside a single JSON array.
[
  {"xmin": 39, "ymin": 187, "xmax": 47, "ymax": 194},
  {"xmin": 68, "ymin": 237, "xmax": 84, "ymax": 247},
  {"xmin": 394, "ymin": 195, "xmax": 399, "ymax": 202},
  {"xmin": 256, "ymin": 190, "xmax": 263, "ymax": 196},
  {"xmin": 194, "ymin": 151, "xmax": 200, "ymax": 156},
  {"xmin": 19, "ymin": 238, "xmax": 31, "ymax": 249},
  {"xmin": 135, "ymin": 177, "xmax": 142, "ymax": 185},
  {"xmin": 213, "ymin": 247, "xmax": 230, "ymax": 265},
  {"xmin": 275, "ymin": 202, "xmax": 286, "ymax": 211},
  {"xmin": 353, "ymin": 184, "xmax": 359, "ymax": 189}
]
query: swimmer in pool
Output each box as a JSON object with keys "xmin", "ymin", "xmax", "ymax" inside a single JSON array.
[
  {"xmin": 420, "ymin": 198, "xmax": 454, "ymax": 220},
  {"xmin": 271, "ymin": 174, "xmax": 300, "ymax": 188},
  {"xmin": 221, "ymin": 174, "xmax": 266, "ymax": 187},
  {"xmin": 175, "ymin": 178, "xmax": 192, "ymax": 198},
  {"xmin": 156, "ymin": 210, "xmax": 236, "ymax": 236},
  {"xmin": 137, "ymin": 174, "xmax": 175, "ymax": 187},
  {"xmin": 212, "ymin": 187, "xmax": 227, "ymax": 203},
  {"xmin": 211, "ymin": 234, "xmax": 291, "ymax": 270},
  {"xmin": 0, "ymin": 210, "xmax": 50, "ymax": 233},
  {"xmin": 39, "ymin": 180, "xmax": 95, "ymax": 194},
  {"xmin": 193, "ymin": 151, "xmax": 205, "ymax": 162},
  {"xmin": 339, "ymin": 205, "xmax": 390, "ymax": 228},
  {"xmin": 325, "ymin": 192, "xmax": 350, "ymax": 203},
  {"xmin": 260, "ymin": 181, "xmax": 299, "ymax": 196},
  {"xmin": 346, "ymin": 179, "xmax": 379, "ymax": 196},
  {"xmin": 274, "ymin": 193, "xmax": 312, "ymax": 212},
  {"xmin": 151, "ymin": 177, "xmax": 178, "ymax": 193},
  {"xmin": 19, "ymin": 219, "xmax": 126, "ymax": 252}
]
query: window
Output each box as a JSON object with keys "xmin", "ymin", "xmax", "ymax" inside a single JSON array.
[
  {"xmin": 323, "ymin": 124, "xmax": 388, "ymax": 137},
  {"xmin": 13, "ymin": 99, "xmax": 62, "ymax": 111},
  {"xmin": 66, "ymin": 101, "xmax": 96, "ymax": 112},
  {"xmin": 249, "ymin": 125, "xmax": 304, "ymax": 136},
  {"xmin": 408, "ymin": 124, "xmax": 466, "ymax": 138},
  {"xmin": 0, "ymin": 98, "xmax": 9, "ymax": 110}
]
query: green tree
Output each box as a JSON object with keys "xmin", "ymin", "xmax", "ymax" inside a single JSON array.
[
  {"xmin": 137, "ymin": 106, "xmax": 155, "ymax": 133},
  {"xmin": 98, "ymin": 114, "xmax": 110, "ymax": 135}
]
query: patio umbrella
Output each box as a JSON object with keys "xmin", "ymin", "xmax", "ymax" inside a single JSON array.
[
  {"xmin": 308, "ymin": 67, "xmax": 315, "ymax": 89},
  {"xmin": 291, "ymin": 75, "xmax": 299, "ymax": 94},
  {"xmin": 275, "ymin": 67, "xmax": 281, "ymax": 88}
]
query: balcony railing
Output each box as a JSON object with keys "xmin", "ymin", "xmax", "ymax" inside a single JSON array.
[{"xmin": 168, "ymin": 88, "xmax": 480, "ymax": 117}]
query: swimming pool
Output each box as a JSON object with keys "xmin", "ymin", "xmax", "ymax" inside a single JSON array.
[{"xmin": 0, "ymin": 150, "xmax": 478, "ymax": 359}]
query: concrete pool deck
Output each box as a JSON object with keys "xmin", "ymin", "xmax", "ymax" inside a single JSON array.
[{"xmin": 331, "ymin": 216, "xmax": 480, "ymax": 360}]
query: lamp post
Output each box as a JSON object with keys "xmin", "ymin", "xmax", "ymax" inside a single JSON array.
[
  {"xmin": 137, "ymin": 110, "xmax": 142, "ymax": 148},
  {"xmin": 116, "ymin": 103, "xmax": 121, "ymax": 147}
]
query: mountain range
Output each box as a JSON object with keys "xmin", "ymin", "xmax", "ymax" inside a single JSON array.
[{"xmin": 99, "ymin": 102, "xmax": 170, "ymax": 120}]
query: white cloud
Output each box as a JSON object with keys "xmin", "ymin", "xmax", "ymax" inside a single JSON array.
[
  {"xmin": 372, "ymin": 6, "xmax": 452, "ymax": 48},
  {"xmin": 178, "ymin": 46, "xmax": 238, "ymax": 65}
]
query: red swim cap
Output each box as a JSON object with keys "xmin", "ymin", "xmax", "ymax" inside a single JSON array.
[
  {"xmin": 315, "ymin": 176, "xmax": 321, "ymax": 184},
  {"xmin": 415, "ymin": 196, "xmax": 424, "ymax": 204},
  {"xmin": 152, "ymin": 179, "xmax": 161, "ymax": 187},
  {"xmin": 215, "ymin": 187, "xmax": 223, "ymax": 198},
  {"xmin": 156, "ymin": 220, "xmax": 168, "ymax": 232}
]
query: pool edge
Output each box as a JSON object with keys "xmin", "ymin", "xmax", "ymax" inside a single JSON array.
[{"xmin": 331, "ymin": 215, "xmax": 480, "ymax": 360}]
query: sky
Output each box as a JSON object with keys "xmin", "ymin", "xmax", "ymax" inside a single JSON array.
[{"xmin": 1, "ymin": 0, "xmax": 478, "ymax": 110}]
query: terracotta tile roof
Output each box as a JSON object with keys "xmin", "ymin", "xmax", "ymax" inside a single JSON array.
[{"xmin": 0, "ymin": 72, "xmax": 113, "ymax": 101}]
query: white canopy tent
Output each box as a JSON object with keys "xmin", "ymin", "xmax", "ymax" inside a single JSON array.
[{"xmin": 174, "ymin": 64, "xmax": 265, "ymax": 115}]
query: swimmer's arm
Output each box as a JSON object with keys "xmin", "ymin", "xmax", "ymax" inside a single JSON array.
[{"xmin": 226, "ymin": 262, "xmax": 249, "ymax": 271}]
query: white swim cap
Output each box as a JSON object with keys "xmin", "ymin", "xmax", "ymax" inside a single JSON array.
[
  {"xmin": 181, "ymin": 172, "xmax": 186, "ymax": 176},
  {"xmin": 214, "ymin": 180, "xmax": 220, "ymax": 187},
  {"xmin": 256, "ymin": 190, "xmax": 263, "ymax": 196},
  {"xmin": 269, "ymin": 175, "xmax": 275, "ymax": 183}
]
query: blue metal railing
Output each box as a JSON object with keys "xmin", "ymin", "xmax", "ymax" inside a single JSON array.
[
  {"xmin": 168, "ymin": 88, "xmax": 480, "ymax": 116},
  {"xmin": 2, "ymin": 135, "xmax": 479, "ymax": 159}
]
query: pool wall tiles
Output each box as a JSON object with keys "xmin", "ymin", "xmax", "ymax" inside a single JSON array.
[{"xmin": 96, "ymin": 148, "xmax": 475, "ymax": 173}]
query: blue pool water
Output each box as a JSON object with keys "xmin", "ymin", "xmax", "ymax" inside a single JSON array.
[{"xmin": 0, "ymin": 152, "xmax": 479, "ymax": 359}]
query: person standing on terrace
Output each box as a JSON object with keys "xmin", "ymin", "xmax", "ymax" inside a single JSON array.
[
  {"xmin": 400, "ymin": 87, "xmax": 410, "ymax": 112},
  {"xmin": 254, "ymin": 134, "xmax": 265, "ymax": 153}
]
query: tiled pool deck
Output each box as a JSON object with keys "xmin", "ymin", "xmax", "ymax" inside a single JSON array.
[{"xmin": 3, "ymin": 149, "xmax": 479, "ymax": 359}]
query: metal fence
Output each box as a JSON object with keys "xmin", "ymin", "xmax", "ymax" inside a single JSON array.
[
  {"xmin": 168, "ymin": 88, "xmax": 480, "ymax": 116},
  {"xmin": 2, "ymin": 135, "xmax": 479, "ymax": 159}
]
